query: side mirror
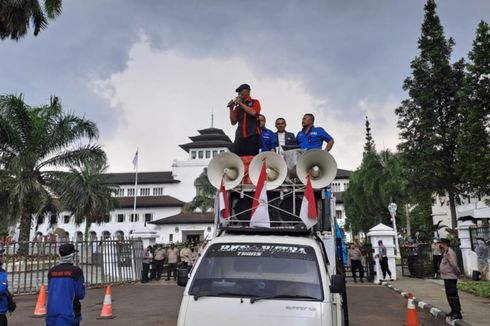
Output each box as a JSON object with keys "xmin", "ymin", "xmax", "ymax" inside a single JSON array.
[
  {"xmin": 330, "ymin": 274, "xmax": 346, "ymax": 294},
  {"xmin": 177, "ymin": 268, "xmax": 189, "ymax": 287}
]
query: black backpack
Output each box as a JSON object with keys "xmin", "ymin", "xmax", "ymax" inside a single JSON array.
[{"xmin": 5, "ymin": 290, "xmax": 16, "ymax": 313}]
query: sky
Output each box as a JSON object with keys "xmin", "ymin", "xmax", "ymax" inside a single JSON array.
[{"xmin": 1, "ymin": 0, "xmax": 489, "ymax": 172}]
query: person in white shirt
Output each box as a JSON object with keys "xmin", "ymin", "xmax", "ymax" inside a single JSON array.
[{"xmin": 275, "ymin": 117, "xmax": 297, "ymax": 154}]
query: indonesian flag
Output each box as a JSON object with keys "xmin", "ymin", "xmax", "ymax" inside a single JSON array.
[
  {"xmin": 218, "ymin": 177, "xmax": 230, "ymax": 221},
  {"xmin": 250, "ymin": 160, "xmax": 270, "ymax": 228},
  {"xmin": 299, "ymin": 174, "xmax": 317, "ymax": 229}
]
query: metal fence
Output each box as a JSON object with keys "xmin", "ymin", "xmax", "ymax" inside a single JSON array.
[
  {"xmin": 469, "ymin": 225, "xmax": 490, "ymax": 251},
  {"xmin": 0, "ymin": 239, "xmax": 144, "ymax": 295},
  {"xmin": 401, "ymin": 243, "xmax": 464, "ymax": 278}
]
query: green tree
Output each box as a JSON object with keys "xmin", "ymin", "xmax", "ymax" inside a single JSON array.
[
  {"xmin": 395, "ymin": 0, "xmax": 464, "ymax": 229},
  {"xmin": 0, "ymin": 94, "xmax": 105, "ymax": 253},
  {"xmin": 363, "ymin": 116, "xmax": 375, "ymax": 155},
  {"xmin": 344, "ymin": 118, "xmax": 408, "ymax": 233},
  {"xmin": 57, "ymin": 161, "xmax": 118, "ymax": 239},
  {"xmin": 0, "ymin": 0, "xmax": 62, "ymax": 40},
  {"xmin": 457, "ymin": 21, "xmax": 490, "ymax": 197},
  {"xmin": 185, "ymin": 168, "xmax": 216, "ymax": 213}
]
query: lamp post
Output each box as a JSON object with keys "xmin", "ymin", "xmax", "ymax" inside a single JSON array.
[{"xmin": 388, "ymin": 202, "xmax": 401, "ymax": 259}]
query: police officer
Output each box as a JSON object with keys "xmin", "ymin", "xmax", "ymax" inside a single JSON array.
[
  {"xmin": 228, "ymin": 84, "xmax": 261, "ymax": 156},
  {"xmin": 46, "ymin": 244, "xmax": 85, "ymax": 326},
  {"xmin": 296, "ymin": 113, "xmax": 334, "ymax": 151},
  {"xmin": 438, "ymin": 238, "xmax": 463, "ymax": 320},
  {"xmin": 0, "ymin": 249, "xmax": 9, "ymax": 326},
  {"xmin": 275, "ymin": 117, "xmax": 297, "ymax": 153},
  {"xmin": 258, "ymin": 114, "xmax": 278, "ymax": 152}
]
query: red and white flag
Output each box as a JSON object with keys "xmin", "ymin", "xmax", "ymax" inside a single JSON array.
[
  {"xmin": 218, "ymin": 178, "xmax": 230, "ymax": 221},
  {"xmin": 299, "ymin": 174, "xmax": 317, "ymax": 229},
  {"xmin": 250, "ymin": 160, "xmax": 270, "ymax": 228}
]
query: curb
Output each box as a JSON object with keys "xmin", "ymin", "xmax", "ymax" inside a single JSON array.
[{"xmin": 383, "ymin": 282, "xmax": 471, "ymax": 326}]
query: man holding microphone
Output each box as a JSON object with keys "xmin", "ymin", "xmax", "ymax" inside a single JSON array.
[{"xmin": 228, "ymin": 83, "xmax": 261, "ymax": 156}]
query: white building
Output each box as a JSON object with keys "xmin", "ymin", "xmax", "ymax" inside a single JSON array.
[
  {"xmin": 431, "ymin": 194, "xmax": 490, "ymax": 278},
  {"xmin": 19, "ymin": 126, "xmax": 351, "ymax": 244}
]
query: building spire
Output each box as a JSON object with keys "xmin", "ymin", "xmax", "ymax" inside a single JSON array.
[{"xmin": 211, "ymin": 107, "xmax": 214, "ymax": 128}]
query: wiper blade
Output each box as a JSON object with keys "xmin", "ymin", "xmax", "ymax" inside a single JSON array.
[
  {"xmin": 194, "ymin": 292, "xmax": 254, "ymax": 301},
  {"xmin": 250, "ymin": 294, "xmax": 319, "ymax": 304}
]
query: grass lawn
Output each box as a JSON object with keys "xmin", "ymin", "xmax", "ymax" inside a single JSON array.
[{"xmin": 458, "ymin": 280, "xmax": 490, "ymax": 298}]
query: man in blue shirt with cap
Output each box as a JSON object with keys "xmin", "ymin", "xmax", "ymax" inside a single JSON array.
[
  {"xmin": 296, "ymin": 113, "xmax": 335, "ymax": 151},
  {"xmin": 46, "ymin": 244, "xmax": 85, "ymax": 326}
]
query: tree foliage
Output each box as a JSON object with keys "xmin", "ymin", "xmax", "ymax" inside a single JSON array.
[
  {"xmin": 0, "ymin": 0, "xmax": 63, "ymax": 40},
  {"xmin": 456, "ymin": 21, "xmax": 490, "ymax": 197},
  {"xmin": 0, "ymin": 94, "xmax": 105, "ymax": 252},
  {"xmin": 395, "ymin": 0, "xmax": 464, "ymax": 229},
  {"xmin": 185, "ymin": 168, "xmax": 216, "ymax": 213},
  {"xmin": 58, "ymin": 161, "xmax": 118, "ymax": 238},
  {"xmin": 344, "ymin": 117, "xmax": 408, "ymax": 233}
]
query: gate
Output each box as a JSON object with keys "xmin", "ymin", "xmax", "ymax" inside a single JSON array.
[
  {"xmin": 0, "ymin": 238, "xmax": 144, "ymax": 295},
  {"xmin": 401, "ymin": 243, "xmax": 433, "ymax": 278}
]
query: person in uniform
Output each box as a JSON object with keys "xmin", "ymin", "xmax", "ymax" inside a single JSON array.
[
  {"xmin": 431, "ymin": 237, "xmax": 442, "ymax": 279},
  {"xmin": 46, "ymin": 244, "xmax": 85, "ymax": 326},
  {"xmin": 258, "ymin": 114, "xmax": 278, "ymax": 152},
  {"xmin": 438, "ymin": 238, "xmax": 462, "ymax": 321},
  {"xmin": 227, "ymin": 84, "xmax": 261, "ymax": 156},
  {"xmin": 347, "ymin": 243, "xmax": 364, "ymax": 283},
  {"xmin": 375, "ymin": 240, "xmax": 393, "ymax": 281},
  {"xmin": 296, "ymin": 113, "xmax": 334, "ymax": 151}
]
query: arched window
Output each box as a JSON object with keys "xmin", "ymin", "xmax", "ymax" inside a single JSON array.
[
  {"xmin": 76, "ymin": 231, "xmax": 83, "ymax": 242},
  {"xmin": 102, "ymin": 231, "xmax": 111, "ymax": 240},
  {"xmin": 115, "ymin": 230, "xmax": 124, "ymax": 240},
  {"xmin": 89, "ymin": 231, "xmax": 97, "ymax": 241}
]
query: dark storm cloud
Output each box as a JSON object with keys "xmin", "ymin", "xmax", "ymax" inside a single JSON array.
[{"xmin": 1, "ymin": 0, "xmax": 489, "ymax": 135}]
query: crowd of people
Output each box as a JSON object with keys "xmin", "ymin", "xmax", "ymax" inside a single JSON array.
[
  {"xmin": 141, "ymin": 242, "xmax": 204, "ymax": 283},
  {"xmin": 227, "ymin": 83, "xmax": 335, "ymax": 156}
]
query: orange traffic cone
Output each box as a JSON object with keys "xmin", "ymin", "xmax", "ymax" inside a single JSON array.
[
  {"xmin": 32, "ymin": 284, "xmax": 47, "ymax": 317},
  {"xmin": 404, "ymin": 293, "xmax": 420, "ymax": 326},
  {"xmin": 97, "ymin": 285, "xmax": 116, "ymax": 319}
]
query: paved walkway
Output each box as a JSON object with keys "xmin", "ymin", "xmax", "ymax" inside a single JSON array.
[{"xmin": 387, "ymin": 277, "xmax": 489, "ymax": 326}]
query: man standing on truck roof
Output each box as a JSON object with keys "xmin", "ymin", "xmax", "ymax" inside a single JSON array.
[
  {"xmin": 275, "ymin": 117, "xmax": 297, "ymax": 154},
  {"xmin": 227, "ymin": 83, "xmax": 261, "ymax": 156},
  {"xmin": 258, "ymin": 114, "xmax": 278, "ymax": 153},
  {"xmin": 296, "ymin": 113, "xmax": 334, "ymax": 151}
]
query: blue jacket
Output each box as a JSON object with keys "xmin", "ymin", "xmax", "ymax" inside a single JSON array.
[
  {"xmin": 0, "ymin": 268, "xmax": 8, "ymax": 315},
  {"xmin": 260, "ymin": 127, "xmax": 278, "ymax": 152},
  {"xmin": 296, "ymin": 126, "xmax": 334, "ymax": 150},
  {"xmin": 46, "ymin": 263, "xmax": 85, "ymax": 326}
]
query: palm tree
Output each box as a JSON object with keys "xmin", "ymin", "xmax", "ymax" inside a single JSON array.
[
  {"xmin": 0, "ymin": 94, "xmax": 105, "ymax": 254},
  {"xmin": 0, "ymin": 0, "xmax": 63, "ymax": 40},
  {"xmin": 59, "ymin": 161, "xmax": 118, "ymax": 239}
]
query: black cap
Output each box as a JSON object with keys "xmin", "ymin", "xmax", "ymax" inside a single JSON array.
[
  {"xmin": 235, "ymin": 83, "xmax": 251, "ymax": 93},
  {"xmin": 59, "ymin": 243, "xmax": 78, "ymax": 256},
  {"xmin": 437, "ymin": 238, "xmax": 450, "ymax": 245}
]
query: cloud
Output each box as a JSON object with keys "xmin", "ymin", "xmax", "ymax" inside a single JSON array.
[{"xmin": 1, "ymin": 0, "xmax": 489, "ymax": 170}]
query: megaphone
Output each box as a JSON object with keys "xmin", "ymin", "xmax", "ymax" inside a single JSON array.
[
  {"xmin": 207, "ymin": 152, "xmax": 245, "ymax": 189},
  {"xmin": 249, "ymin": 152, "xmax": 288, "ymax": 190},
  {"xmin": 296, "ymin": 149, "xmax": 338, "ymax": 189}
]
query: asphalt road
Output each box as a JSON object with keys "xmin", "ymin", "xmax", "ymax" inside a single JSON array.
[
  {"xmin": 347, "ymin": 282, "xmax": 445, "ymax": 326},
  {"xmin": 7, "ymin": 281, "xmax": 444, "ymax": 326}
]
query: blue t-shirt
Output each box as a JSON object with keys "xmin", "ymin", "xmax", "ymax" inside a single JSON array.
[
  {"xmin": 296, "ymin": 126, "xmax": 333, "ymax": 150},
  {"xmin": 0, "ymin": 269, "xmax": 8, "ymax": 315},
  {"xmin": 260, "ymin": 127, "xmax": 278, "ymax": 152}
]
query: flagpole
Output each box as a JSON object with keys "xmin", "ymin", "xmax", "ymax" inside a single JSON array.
[{"xmin": 132, "ymin": 148, "xmax": 139, "ymax": 233}]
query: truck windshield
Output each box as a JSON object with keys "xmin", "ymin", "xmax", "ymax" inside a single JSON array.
[{"xmin": 189, "ymin": 243, "xmax": 323, "ymax": 301}]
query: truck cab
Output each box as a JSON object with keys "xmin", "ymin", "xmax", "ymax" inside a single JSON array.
[{"xmin": 177, "ymin": 228, "xmax": 346, "ymax": 326}]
